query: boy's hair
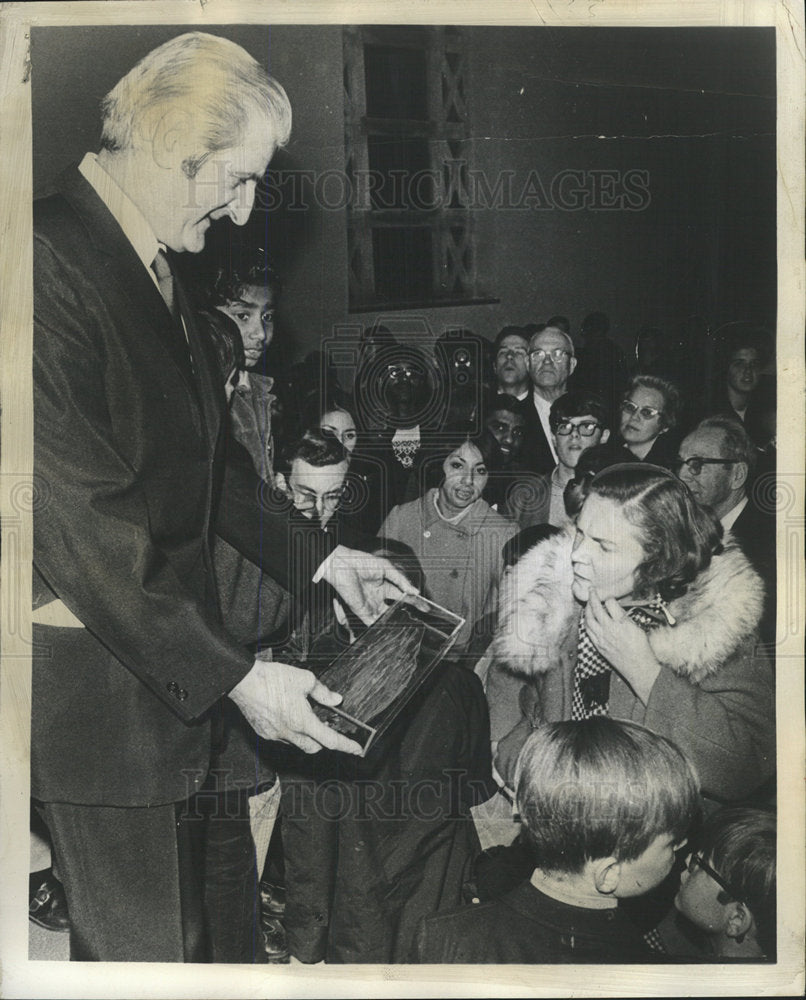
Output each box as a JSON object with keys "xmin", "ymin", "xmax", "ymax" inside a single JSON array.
[
  {"xmin": 514, "ymin": 717, "xmax": 700, "ymax": 875},
  {"xmin": 562, "ymin": 443, "xmax": 616, "ymax": 518},
  {"xmin": 695, "ymin": 807, "xmax": 777, "ymax": 958},
  {"xmin": 549, "ymin": 389, "xmax": 610, "ymax": 431},
  {"xmin": 207, "ymin": 244, "xmax": 280, "ymax": 307},
  {"xmin": 281, "ymin": 428, "xmax": 349, "ymax": 470}
]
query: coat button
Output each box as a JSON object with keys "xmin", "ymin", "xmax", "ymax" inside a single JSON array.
[
  {"xmin": 423, "ymin": 530, "xmax": 431, "ymax": 538},
  {"xmin": 166, "ymin": 681, "xmax": 179, "ymax": 694},
  {"xmin": 177, "ymin": 688, "xmax": 189, "ymax": 701}
]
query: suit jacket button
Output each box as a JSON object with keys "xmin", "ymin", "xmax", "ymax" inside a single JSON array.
[
  {"xmin": 177, "ymin": 688, "xmax": 189, "ymax": 701},
  {"xmin": 167, "ymin": 681, "xmax": 179, "ymax": 694}
]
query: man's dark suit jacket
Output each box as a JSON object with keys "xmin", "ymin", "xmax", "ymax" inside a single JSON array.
[
  {"xmin": 728, "ymin": 498, "xmax": 776, "ymax": 650},
  {"xmin": 32, "ymin": 167, "xmax": 333, "ymax": 806},
  {"xmin": 517, "ymin": 393, "xmax": 557, "ymax": 475}
]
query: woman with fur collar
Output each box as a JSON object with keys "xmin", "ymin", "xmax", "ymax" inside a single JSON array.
[{"xmin": 489, "ymin": 463, "xmax": 775, "ymax": 804}]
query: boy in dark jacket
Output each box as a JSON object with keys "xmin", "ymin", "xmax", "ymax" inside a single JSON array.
[{"xmin": 413, "ymin": 717, "xmax": 700, "ymax": 963}]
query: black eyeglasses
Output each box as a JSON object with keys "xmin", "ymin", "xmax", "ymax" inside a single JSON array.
[
  {"xmin": 620, "ymin": 399, "xmax": 662, "ymax": 421},
  {"xmin": 675, "ymin": 456, "xmax": 735, "ymax": 476},
  {"xmin": 687, "ymin": 853, "xmax": 743, "ymax": 902},
  {"xmin": 554, "ymin": 419, "xmax": 602, "ymax": 437},
  {"xmin": 529, "ymin": 348, "xmax": 571, "ymax": 364}
]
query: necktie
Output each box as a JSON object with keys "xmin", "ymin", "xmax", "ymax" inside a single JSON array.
[
  {"xmin": 151, "ymin": 248, "xmax": 194, "ymax": 378},
  {"xmin": 151, "ymin": 248, "xmax": 179, "ymax": 323}
]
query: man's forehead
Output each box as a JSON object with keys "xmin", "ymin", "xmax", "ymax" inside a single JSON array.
[
  {"xmin": 499, "ymin": 334, "xmax": 529, "ymax": 350},
  {"xmin": 290, "ymin": 458, "xmax": 348, "ymax": 486},
  {"xmin": 489, "ymin": 409, "xmax": 524, "ymax": 426},
  {"xmin": 681, "ymin": 427, "xmax": 726, "ymax": 456},
  {"xmin": 530, "ymin": 327, "xmax": 573, "ymax": 353}
]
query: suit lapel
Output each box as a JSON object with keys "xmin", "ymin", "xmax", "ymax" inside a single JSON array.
[{"xmin": 58, "ymin": 168, "xmax": 202, "ymax": 405}]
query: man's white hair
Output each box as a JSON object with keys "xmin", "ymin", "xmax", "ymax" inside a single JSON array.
[{"xmin": 100, "ymin": 32, "xmax": 291, "ymax": 174}]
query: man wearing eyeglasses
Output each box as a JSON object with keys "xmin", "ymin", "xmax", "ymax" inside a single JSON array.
[
  {"xmin": 675, "ymin": 415, "xmax": 775, "ymax": 648},
  {"xmin": 515, "ymin": 390, "xmax": 610, "ymax": 528},
  {"xmin": 520, "ymin": 325, "xmax": 578, "ymax": 475}
]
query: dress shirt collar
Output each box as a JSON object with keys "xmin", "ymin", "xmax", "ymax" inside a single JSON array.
[
  {"xmin": 78, "ymin": 152, "xmax": 160, "ymax": 273},
  {"xmin": 721, "ymin": 495, "xmax": 748, "ymax": 532}
]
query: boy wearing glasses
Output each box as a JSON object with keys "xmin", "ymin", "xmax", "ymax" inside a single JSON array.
[
  {"xmin": 412, "ymin": 717, "xmax": 700, "ymax": 963},
  {"xmin": 673, "ymin": 807, "xmax": 776, "ymax": 960},
  {"xmin": 515, "ymin": 390, "xmax": 610, "ymax": 529}
]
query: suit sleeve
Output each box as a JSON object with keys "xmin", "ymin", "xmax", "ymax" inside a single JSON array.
[{"xmin": 33, "ymin": 235, "xmax": 254, "ymax": 720}]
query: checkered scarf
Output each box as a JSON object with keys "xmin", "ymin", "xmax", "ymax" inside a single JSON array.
[{"xmin": 571, "ymin": 597, "xmax": 668, "ymax": 720}]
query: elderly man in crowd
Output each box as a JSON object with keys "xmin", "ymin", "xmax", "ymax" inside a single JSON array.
[
  {"xmin": 520, "ymin": 323, "xmax": 578, "ymax": 474},
  {"xmin": 33, "ymin": 31, "xmax": 410, "ymax": 962},
  {"xmin": 676, "ymin": 415, "xmax": 776, "ymax": 649}
]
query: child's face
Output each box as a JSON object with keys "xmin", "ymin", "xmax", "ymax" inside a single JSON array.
[
  {"xmin": 613, "ymin": 833, "xmax": 683, "ymax": 898},
  {"xmin": 674, "ymin": 853, "xmax": 730, "ymax": 934},
  {"xmin": 216, "ymin": 283, "xmax": 275, "ymax": 367}
]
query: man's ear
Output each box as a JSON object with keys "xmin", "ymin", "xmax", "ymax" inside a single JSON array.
[
  {"xmin": 592, "ymin": 857, "xmax": 620, "ymax": 896},
  {"xmin": 568, "ymin": 355, "xmax": 578, "ymax": 376},
  {"xmin": 730, "ymin": 460, "xmax": 749, "ymax": 491},
  {"xmin": 136, "ymin": 105, "xmax": 195, "ymax": 167},
  {"xmin": 725, "ymin": 900, "xmax": 754, "ymax": 942},
  {"xmin": 600, "ymin": 429, "xmax": 611, "ymax": 444}
]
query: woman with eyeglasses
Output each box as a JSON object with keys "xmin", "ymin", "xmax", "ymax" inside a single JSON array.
[
  {"xmin": 487, "ymin": 462, "xmax": 774, "ymax": 808},
  {"xmin": 614, "ymin": 374, "xmax": 682, "ymax": 470}
]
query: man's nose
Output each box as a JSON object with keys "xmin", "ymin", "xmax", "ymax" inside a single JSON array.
[{"xmin": 227, "ymin": 181, "xmax": 256, "ymax": 226}]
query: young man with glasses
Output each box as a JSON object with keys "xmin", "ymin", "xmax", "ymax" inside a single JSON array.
[
  {"xmin": 514, "ymin": 390, "xmax": 610, "ymax": 528},
  {"xmin": 520, "ymin": 325, "xmax": 578, "ymax": 475}
]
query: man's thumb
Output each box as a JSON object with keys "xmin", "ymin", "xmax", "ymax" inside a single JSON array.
[{"xmin": 308, "ymin": 680, "xmax": 344, "ymax": 708}]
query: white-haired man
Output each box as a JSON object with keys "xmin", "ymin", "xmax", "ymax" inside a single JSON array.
[
  {"xmin": 33, "ymin": 32, "xmax": 410, "ymax": 961},
  {"xmin": 520, "ymin": 324, "xmax": 578, "ymax": 474}
]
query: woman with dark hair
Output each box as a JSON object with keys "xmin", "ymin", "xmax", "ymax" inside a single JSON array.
[
  {"xmin": 614, "ymin": 374, "xmax": 682, "ymax": 469},
  {"xmin": 488, "ymin": 463, "xmax": 774, "ymax": 805},
  {"xmin": 380, "ymin": 433, "xmax": 518, "ymax": 652}
]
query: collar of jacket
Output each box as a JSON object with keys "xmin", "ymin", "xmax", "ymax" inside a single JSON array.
[
  {"xmin": 491, "ymin": 525, "xmax": 764, "ymax": 685},
  {"xmin": 420, "ymin": 488, "xmax": 496, "ymax": 536}
]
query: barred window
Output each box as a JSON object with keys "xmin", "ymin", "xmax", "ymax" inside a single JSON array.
[{"xmin": 344, "ymin": 26, "xmax": 494, "ymax": 312}]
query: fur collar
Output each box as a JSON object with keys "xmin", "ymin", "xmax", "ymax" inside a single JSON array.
[{"xmin": 492, "ymin": 526, "xmax": 764, "ymax": 686}]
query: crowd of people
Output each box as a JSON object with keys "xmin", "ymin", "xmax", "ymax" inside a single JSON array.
[{"xmin": 30, "ymin": 31, "xmax": 778, "ymax": 967}]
